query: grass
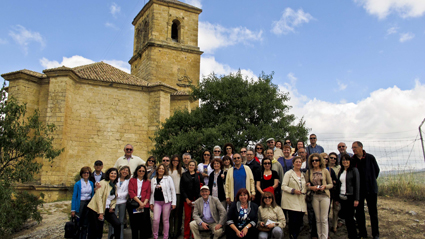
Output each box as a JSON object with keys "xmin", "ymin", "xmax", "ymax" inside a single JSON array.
[{"xmin": 378, "ymin": 171, "xmax": 425, "ymax": 200}]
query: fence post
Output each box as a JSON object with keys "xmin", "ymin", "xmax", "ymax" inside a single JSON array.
[{"xmin": 419, "ymin": 118, "xmax": 425, "ymax": 163}]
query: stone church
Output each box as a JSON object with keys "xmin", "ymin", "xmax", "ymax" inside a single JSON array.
[{"xmin": 1, "ymin": 0, "xmax": 202, "ymax": 200}]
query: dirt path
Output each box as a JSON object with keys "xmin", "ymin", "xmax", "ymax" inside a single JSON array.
[{"xmin": 10, "ymin": 197, "xmax": 425, "ymax": 239}]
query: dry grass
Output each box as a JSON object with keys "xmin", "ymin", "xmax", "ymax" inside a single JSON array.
[{"xmin": 378, "ymin": 171, "xmax": 425, "ymax": 200}]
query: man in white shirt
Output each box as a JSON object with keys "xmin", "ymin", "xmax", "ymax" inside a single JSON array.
[{"xmin": 114, "ymin": 144, "xmax": 145, "ymax": 176}]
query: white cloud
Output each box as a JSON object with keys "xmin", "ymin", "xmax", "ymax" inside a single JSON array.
[
  {"xmin": 355, "ymin": 0, "xmax": 425, "ymax": 19},
  {"xmin": 399, "ymin": 32, "xmax": 415, "ymax": 42},
  {"xmin": 271, "ymin": 8, "xmax": 314, "ymax": 35},
  {"xmin": 105, "ymin": 22, "xmax": 119, "ymax": 30},
  {"xmin": 110, "ymin": 3, "xmax": 121, "ymax": 18},
  {"xmin": 184, "ymin": 0, "xmax": 202, "ymax": 8},
  {"xmin": 337, "ymin": 79, "xmax": 348, "ymax": 91},
  {"xmin": 200, "ymin": 56, "xmax": 257, "ymax": 80},
  {"xmin": 199, "ymin": 22, "xmax": 262, "ymax": 54},
  {"xmin": 9, "ymin": 25, "xmax": 45, "ymax": 54},
  {"xmin": 40, "ymin": 55, "xmax": 130, "ymax": 73},
  {"xmin": 0, "ymin": 38, "xmax": 7, "ymax": 44},
  {"xmin": 387, "ymin": 26, "xmax": 398, "ymax": 35}
]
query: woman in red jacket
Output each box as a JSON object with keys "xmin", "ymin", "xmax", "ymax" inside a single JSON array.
[{"xmin": 127, "ymin": 165, "xmax": 152, "ymax": 239}]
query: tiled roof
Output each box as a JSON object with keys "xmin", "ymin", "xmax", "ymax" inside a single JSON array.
[
  {"xmin": 71, "ymin": 62, "xmax": 150, "ymax": 87},
  {"xmin": 1, "ymin": 69, "xmax": 46, "ymax": 78},
  {"xmin": 158, "ymin": 0, "xmax": 202, "ymax": 10}
]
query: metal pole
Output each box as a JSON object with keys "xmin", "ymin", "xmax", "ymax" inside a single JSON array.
[{"xmin": 419, "ymin": 118, "xmax": 425, "ymax": 163}]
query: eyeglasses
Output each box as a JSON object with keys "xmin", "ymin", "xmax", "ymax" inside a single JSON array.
[
  {"xmin": 338, "ymin": 146, "xmax": 346, "ymax": 148},
  {"xmin": 329, "ymin": 157, "xmax": 337, "ymax": 160},
  {"xmin": 312, "ymin": 159, "xmax": 320, "ymax": 162},
  {"xmin": 204, "ymin": 154, "xmax": 210, "ymax": 156},
  {"xmin": 163, "ymin": 160, "xmax": 169, "ymax": 162},
  {"xmin": 310, "ymin": 137, "xmax": 316, "ymax": 140},
  {"xmin": 263, "ymin": 162, "xmax": 271, "ymax": 165},
  {"xmin": 214, "ymin": 150, "xmax": 221, "ymax": 152},
  {"xmin": 138, "ymin": 170, "xmax": 145, "ymax": 173},
  {"xmin": 264, "ymin": 197, "xmax": 273, "ymax": 199},
  {"xmin": 125, "ymin": 148, "xmax": 133, "ymax": 151},
  {"xmin": 82, "ymin": 172, "xmax": 90, "ymax": 174},
  {"xmin": 241, "ymin": 151, "xmax": 246, "ymax": 153}
]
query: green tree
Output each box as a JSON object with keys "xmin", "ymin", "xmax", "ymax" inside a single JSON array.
[
  {"xmin": 150, "ymin": 72, "xmax": 309, "ymax": 161},
  {"xmin": 0, "ymin": 85, "xmax": 63, "ymax": 235}
]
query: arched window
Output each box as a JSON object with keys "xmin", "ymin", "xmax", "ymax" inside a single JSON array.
[{"xmin": 171, "ymin": 20, "xmax": 180, "ymax": 42}]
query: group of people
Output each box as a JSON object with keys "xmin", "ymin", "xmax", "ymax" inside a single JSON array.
[{"xmin": 71, "ymin": 135, "xmax": 380, "ymax": 239}]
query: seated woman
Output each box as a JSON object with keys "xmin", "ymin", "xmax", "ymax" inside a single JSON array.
[
  {"xmin": 226, "ymin": 188, "xmax": 259, "ymax": 239},
  {"xmin": 257, "ymin": 192, "xmax": 286, "ymax": 239},
  {"xmin": 71, "ymin": 166, "xmax": 94, "ymax": 239}
]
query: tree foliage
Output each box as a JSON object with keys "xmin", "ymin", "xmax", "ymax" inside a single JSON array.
[
  {"xmin": 0, "ymin": 85, "xmax": 63, "ymax": 235},
  {"xmin": 150, "ymin": 72, "xmax": 309, "ymax": 161}
]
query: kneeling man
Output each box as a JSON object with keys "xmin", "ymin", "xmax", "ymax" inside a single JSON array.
[{"xmin": 190, "ymin": 186, "xmax": 227, "ymax": 239}]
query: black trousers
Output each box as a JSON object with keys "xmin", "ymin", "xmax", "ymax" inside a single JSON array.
[
  {"xmin": 127, "ymin": 206, "xmax": 152, "ymax": 239},
  {"xmin": 340, "ymin": 196, "xmax": 357, "ymax": 239},
  {"xmin": 88, "ymin": 209, "xmax": 121, "ymax": 239},
  {"xmin": 225, "ymin": 225, "xmax": 258, "ymax": 239},
  {"xmin": 307, "ymin": 200, "xmax": 318, "ymax": 238},
  {"xmin": 287, "ymin": 210, "xmax": 304, "ymax": 239},
  {"xmin": 77, "ymin": 200, "xmax": 90, "ymax": 239},
  {"xmin": 356, "ymin": 192, "xmax": 379, "ymax": 237}
]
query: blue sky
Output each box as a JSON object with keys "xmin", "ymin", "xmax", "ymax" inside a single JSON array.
[{"xmin": 1, "ymin": 0, "xmax": 425, "ymax": 148}]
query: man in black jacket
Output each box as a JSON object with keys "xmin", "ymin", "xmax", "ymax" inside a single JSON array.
[{"xmin": 352, "ymin": 141, "xmax": 380, "ymax": 239}]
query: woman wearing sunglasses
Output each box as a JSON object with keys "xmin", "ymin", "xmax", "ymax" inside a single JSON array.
[
  {"xmin": 281, "ymin": 156, "xmax": 307, "ymax": 239},
  {"xmin": 257, "ymin": 192, "xmax": 286, "ymax": 239},
  {"xmin": 306, "ymin": 153, "xmax": 333, "ymax": 239},
  {"xmin": 254, "ymin": 143, "xmax": 265, "ymax": 164},
  {"xmin": 198, "ymin": 149, "xmax": 214, "ymax": 186},
  {"xmin": 146, "ymin": 156, "xmax": 157, "ymax": 181}
]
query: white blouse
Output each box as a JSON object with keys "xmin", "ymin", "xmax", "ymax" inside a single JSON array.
[{"xmin": 80, "ymin": 179, "xmax": 92, "ymax": 201}]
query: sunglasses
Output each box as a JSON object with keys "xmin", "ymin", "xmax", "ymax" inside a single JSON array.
[
  {"xmin": 148, "ymin": 160, "xmax": 155, "ymax": 162},
  {"xmin": 214, "ymin": 150, "xmax": 221, "ymax": 152},
  {"xmin": 312, "ymin": 159, "xmax": 320, "ymax": 162},
  {"xmin": 324, "ymin": 157, "xmax": 329, "ymax": 160},
  {"xmin": 256, "ymin": 147, "xmax": 263, "ymax": 150},
  {"xmin": 234, "ymin": 157, "xmax": 241, "ymax": 159},
  {"xmin": 263, "ymin": 162, "xmax": 271, "ymax": 165},
  {"xmin": 310, "ymin": 137, "xmax": 316, "ymax": 140},
  {"xmin": 125, "ymin": 148, "xmax": 133, "ymax": 151},
  {"xmin": 163, "ymin": 160, "xmax": 170, "ymax": 162},
  {"xmin": 241, "ymin": 151, "xmax": 246, "ymax": 153},
  {"xmin": 338, "ymin": 146, "xmax": 346, "ymax": 148},
  {"xmin": 226, "ymin": 147, "xmax": 232, "ymax": 150},
  {"xmin": 263, "ymin": 196, "xmax": 273, "ymax": 199},
  {"xmin": 204, "ymin": 154, "xmax": 210, "ymax": 156},
  {"xmin": 95, "ymin": 164, "xmax": 103, "ymax": 166},
  {"xmin": 330, "ymin": 157, "xmax": 337, "ymax": 160}
]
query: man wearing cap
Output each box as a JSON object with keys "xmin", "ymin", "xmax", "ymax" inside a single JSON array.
[
  {"xmin": 266, "ymin": 138, "xmax": 284, "ymax": 159},
  {"xmin": 89, "ymin": 160, "xmax": 105, "ymax": 185},
  {"xmin": 114, "ymin": 144, "xmax": 145, "ymax": 176},
  {"xmin": 190, "ymin": 186, "xmax": 227, "ymax": 239}
]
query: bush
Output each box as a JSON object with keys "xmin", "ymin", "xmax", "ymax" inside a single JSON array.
[
  {"xmin": 0, "ymin": 184, "xmax": 44, "ymax": 235},
  {"xmin": 377, "ymin": 171, "xmax": 425, "ymax": 201}
]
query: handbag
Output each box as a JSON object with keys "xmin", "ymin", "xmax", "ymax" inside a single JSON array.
[
  {"xmin": 127, "ymin": 197, "xmax": 140, "ymax": 209},
  {"xmin": 64, "ymin": 216, "xmax": 79, "ymax": 239},
  {"xmin": 257, "ymin": 225, "xmax": 271, "ymax": 232}
]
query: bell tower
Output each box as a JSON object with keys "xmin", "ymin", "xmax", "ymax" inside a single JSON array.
[{"xmin": 129, "ymin": 0, "xmax": 203, "ymax": 92}]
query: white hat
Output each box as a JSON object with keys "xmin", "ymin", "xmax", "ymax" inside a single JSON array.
[
  {"xmin": 200, "ymin": 185, "xmax": 210, "ymax": 191},
  {"xmin": 266, "ymin": 138, "xmax": 274, "ymax": 142}
]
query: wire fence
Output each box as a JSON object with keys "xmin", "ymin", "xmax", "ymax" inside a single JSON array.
[{"xmin": 317, "ymin": 136, "xmax": 424, "ymax": 174}]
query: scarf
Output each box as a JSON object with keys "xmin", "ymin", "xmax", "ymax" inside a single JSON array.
[{"xmin": 109, "ymin": 181, "xmax": 116, "ymax": 196}]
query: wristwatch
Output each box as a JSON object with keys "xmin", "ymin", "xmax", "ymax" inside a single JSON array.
[{"xmin": 245, "ymin": 225, "xmax": 250, "ymax": 229}]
